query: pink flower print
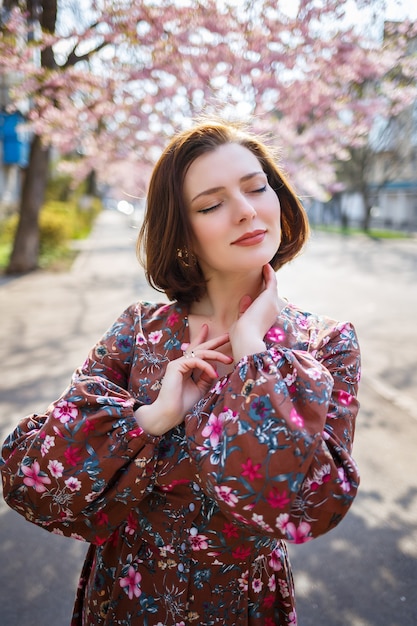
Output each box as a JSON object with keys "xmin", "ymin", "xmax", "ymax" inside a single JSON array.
[
  {"xmin": 21, "ymin": 461, "xmax": 51, "ymax": 493},
  {"xmin": 241, "ymin": 458, "xmax": 263, "ymax": 481},
  {"xmin": 266, "ymin": 327, "xmax": 285, "ymax": 343},
  {"xmin": 119, "ymin": 566, "xmax": 142, "ymax": 600},
  {"xmin": 283, "ymin": 369, "xmax": 297, "ymax": 386},
  {"xmin": 289, "ymin": 611, "xmax": 297, "ymax": 625},
  {"xmin": 307, "ymin": 464, "xmax": 331, "ymax": 491},
  {"xmin": 211, "ymin": 377, "xmax": 228, "ymax": 394},
  {"xmin": 82, "ymin": 420, "xmax": 95, "ymax": 434},
  {"xmin": 262, "ymin": 593, "xmax": 275, "ymax": 607},
  {"xmin": 166, "ymin": 312, "xmax": 179, "ymax": 327},
  {"xmin": 136, "ymin": 333, "xmax": 146, "ymax": 345},
  {"xmin": 48, "ymin": 459, "xmax": 64, "ymax": 478},
  {"xmin": 268, "ymin": 575, "xmax": 276, "ymax": 592},
  {"xmin": 189, "ymin": 527, "xmax": 208, "ymax": 551},
  {"xmin": 251, "ymin": 513, "xmax": 273, "ymax": 532},
  {"xmin": 41, "ymin": 435, "xmax": 55, "ymax": 457},
  {"xmin": 64, "ymin": 477, "xmax": 82, "ymax": 492},
  {"xmin": 285, "ymin": 521, "xmax": 312, "ymax": 544},
  {"xmin": 266, "ymin": 487, "xmax": 290, "ymax": 510},
  {"xmin": 96, "ymin": 511, "xmax": 109, "ymax": 526},
  {"xmin": 275, "ymin": 513, "xmax": 290, "ymax": 533},
  {"xmin": 306, "ymin": 366, "xmax": 322, "ymax": 381},
  {"xmin": 252, "ymin": 578, "xmax": 263, "ymax": 593},
  {"xmin": 64, "ymin": 446, "xmax": 82, "ymax": 467},
  {"xmin": 222, "ymin": 521, "xmax": 239, "ymax": 539},
  {"xmin": 148, "ymin": 330, "xmax": 163, "ymax": 344},
  {"xmin": 214, "ymin": 485, "xmax": 238, "ymax": 507},
  {"xmin": 290, "ymin": 407, "xmax": 304, "ymax": 428},
  {"xmin": 201, "ymin": 412, "xmax": 224, "ymax": 448},
  {"xmin": 238, "ymin": 570, "xmax": 249, "ymax": 591},
  {"xmin": 339, "ymin": 389, "xmax": 353, "ymax": 406},
  {"xmin": 269, "ymin": 546, "xmax": 283, "ymax": 572},
  {"xmin": 126, "ymin": 512, "xmax": 138, "ymax": 535},
  {"xmin": 53, "ymin": 399, "xmax": 78, "ymax": 424},
  {"xmin": 296, "ymin": 315, "xmax": 309, "ymax": 329},
  {"xmin": 232, "ymin": 545, "xmax": 252, "ymax": 560},
  {"xmin": 278, "ymin": 579, "xmax": 291, "ymax": 598},
  {"xmin": 338, "ymin": 467, "xmax": 351, "ymax": 492}
]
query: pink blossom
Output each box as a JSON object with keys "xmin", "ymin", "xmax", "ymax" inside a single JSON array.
[
  {"xmin": 166, "ymin": 312, "xmax": 179, "ymax": 327},
  {"xmin": 266, "ymin": 487, "xmax": 290, "ymax": 509},
  {"xmin": 119, "ymin": 566, "xmax": 142, "ymax": 600},
  {"xmin": 268, "ymin": 574, "xmax": 276, "ymax": 592},
  {"xmin": 201, "ymin": 412, "xmax": 224, "ymax": 448},
  {"xmin": 41, "ymin": 435, "xmax": 55, "ymax": 457},
  {"xmin": 252, "ymin": 578, "xmax": 263, "ymax": 592},
  {"xmin": 136, "ymin": 334, "xmax": 146, "ymax": 345},
  {"xmin": 148, "ymin": 330, "xmax": 163, "ymax": 344},
  {"xmin": 64, "ymin": 447, "xmax": 82, "ymax": 467},
  {"xmin": 53, "ymin": 399, "xmax": 78, "ymax": 424},
  {"xmin": 214, "ymin": 485, "xmax": 238, "ymax": 507},
  {"xmin": 285, "ymin": 521, "xmax": 312, "ymax": 544},
  {"xmin": 64, "ymin": 477, "xmax": 82, "ymax": 492},
  {"xmin": 21, "ymin": 461, "xmax": 51, "ymax": 493},
  {"xmin": 189, "ymin": 529, "xmax": 208, "ymax": 551},
  {"xmin": 238, "ymin": 570, "xmax": 249, "ymax": 591},
  {"xmin": 290, "ymin": 407, "xmax": 304, "ymax": 428},
  {"xmin": 266, "ymin": 327, "xmax": 285, "ymax": 343},
  {"xmin": 296, "ymin": 316, "xmax": 309, "ymax": 329},
  {"xmin": 241, "ymin": 458, "xmax": 263, "ymax": 481},
  {"xmin": 269, "ymin": 546, "xmax": 283, "ymax": 571},
  {"xmin": 275, "ymin": 513, "xmax": 290, "ymax": 533},
  {"xmin": 339, "ymin": 390, "xmax": 353, "ymax": 406},
  {"xmin": 338, "ymin": 467, "xmax": 351, "ymax": 492},
  {"xmin": 48, "ymin": 459, "xmax": 64, "ymax": 478}
]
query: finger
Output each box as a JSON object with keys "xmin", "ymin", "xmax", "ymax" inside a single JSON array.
[
  {"xmin": 263, "ymin": 263, "xmax": 277, "ymax": 288},
  {"xmin": 185, "ymin": 350, "xmax": 233, "ymax": 365},
  {"xmin": 238, "ymin": 294, "xmax": 253, "ymax": 316}
]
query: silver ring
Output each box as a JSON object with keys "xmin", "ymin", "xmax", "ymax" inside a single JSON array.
[{"xmin": 184, "ymin": 350, "xmax": 195, "ymax": 358}]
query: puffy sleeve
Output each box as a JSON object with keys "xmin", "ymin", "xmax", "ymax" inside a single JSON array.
[
  {"xmin": 0, "ymin": 304, "xmax": 161, "ymax": 544},
  {"xmin": 185, "ymin": 317, "xmax": 361, "ymax": 543}
]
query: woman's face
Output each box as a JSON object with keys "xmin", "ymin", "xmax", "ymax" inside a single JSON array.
[{"xmin": 183, "ymin": 143, "xmax": 281, "ymax": 279}]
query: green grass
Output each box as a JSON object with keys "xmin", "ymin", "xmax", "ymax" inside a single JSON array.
[{"xmin": 312, "ymin": 224, "xmax": 412, "ymax": 239}]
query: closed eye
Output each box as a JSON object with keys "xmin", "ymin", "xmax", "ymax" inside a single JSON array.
[
  {"xmin": 198, "ymin": 203, "xmax": 222, "ymax": 214},
  {"xmin": 250, "ymin": 185, "xmax": 267, "ymax": 194}
]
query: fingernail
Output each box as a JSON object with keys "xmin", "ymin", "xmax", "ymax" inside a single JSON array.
[{"xmin": 181, "ymin": 342, "xmax": 190, "ymax": 350}]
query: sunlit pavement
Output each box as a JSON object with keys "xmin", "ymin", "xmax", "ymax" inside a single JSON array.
[{"xmin": 1, "ymin": 210, "xmax": 416, "ymax": 625}]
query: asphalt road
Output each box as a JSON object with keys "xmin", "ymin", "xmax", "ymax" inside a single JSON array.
[{"xmin": 1, "ymin": 211, "xmax": 416, "ymax": 625}]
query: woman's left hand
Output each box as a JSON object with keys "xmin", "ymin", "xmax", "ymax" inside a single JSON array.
[{"xmin": 229, "ymin": 264, "xmax": 281, "ymax": 362}]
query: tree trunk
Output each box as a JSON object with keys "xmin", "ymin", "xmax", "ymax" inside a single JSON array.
[{"xmin": 6, "ymin": 134, "xmax": 50, "ymax": 274}]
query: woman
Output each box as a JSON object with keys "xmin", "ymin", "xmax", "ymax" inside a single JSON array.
[{"xmin": 1, "ymin": 120, "xmax": 361, "ymax": 625}]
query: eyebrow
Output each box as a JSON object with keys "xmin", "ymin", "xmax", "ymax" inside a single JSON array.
[{"xmin": 190, "ymin": 171, "xmax": 265, "ymax": 204}]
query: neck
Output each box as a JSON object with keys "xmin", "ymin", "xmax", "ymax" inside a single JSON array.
[{"xmin": 190, "ymin": 270, "xmax": 264, "ymax": 329}]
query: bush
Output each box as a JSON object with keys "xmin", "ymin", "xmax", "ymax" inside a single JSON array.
[{"xmin": 0, "ymin": 196, "xmax": 102, "ymax": 270}]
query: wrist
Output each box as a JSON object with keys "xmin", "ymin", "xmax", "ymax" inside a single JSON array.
[
  {"xmin": 232, "ymin": 339, "xmax": 266, "ymax": 363},
  {"xmin": 134, "ymin": 402, "xmax": 168, "ymax": 437}
]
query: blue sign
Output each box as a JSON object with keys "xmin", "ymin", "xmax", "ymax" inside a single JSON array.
[{"xmin": 0, "ymin": 111, "xmax": 30, "ymax": 167}]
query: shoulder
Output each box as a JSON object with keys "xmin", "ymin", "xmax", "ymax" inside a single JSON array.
[{"xmin": 277, "ymin": 302, "xmax": 359, "ymax": 352}]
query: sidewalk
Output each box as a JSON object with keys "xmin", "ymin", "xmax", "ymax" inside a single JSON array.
[{"xmin": 0, "ymin": 210, "xmax": 162, "ymax": 442}]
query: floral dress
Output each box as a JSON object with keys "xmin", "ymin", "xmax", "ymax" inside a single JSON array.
[{"xmin": 1, "ymin": 300, "xmax": 361, "ymax": 626}]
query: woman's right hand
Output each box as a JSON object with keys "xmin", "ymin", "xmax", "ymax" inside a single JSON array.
[{"xmin": 134, "ymin": 324, "xmax": 232, "ymax": 436}]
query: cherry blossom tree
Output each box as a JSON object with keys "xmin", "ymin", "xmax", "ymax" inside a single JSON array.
[{"xmin": 1, "ymin": 0, "xmax": 415, "ymax": 272}]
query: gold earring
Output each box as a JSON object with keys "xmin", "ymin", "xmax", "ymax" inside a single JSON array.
[{"xmin": 177, "ymin": 248, "xmax": 196, "ymax": 268}]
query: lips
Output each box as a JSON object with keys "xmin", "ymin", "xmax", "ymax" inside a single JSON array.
[{"xmin": 231, "ymin": 230, "xmax": 266, "ymax": 246}]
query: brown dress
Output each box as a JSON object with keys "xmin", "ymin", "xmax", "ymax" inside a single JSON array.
[{"xmin": 1, "ymin": 300, "xmax": 361, "ymax": 625}]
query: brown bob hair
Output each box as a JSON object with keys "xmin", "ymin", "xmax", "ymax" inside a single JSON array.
[{"xmin": 137, "ymin": 120, "xmax": 309, "ymax": 304}]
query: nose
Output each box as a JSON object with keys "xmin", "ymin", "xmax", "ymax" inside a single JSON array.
[{"xmin": 234, "ymin": 193, "xmax": 257, "ymax": 222}]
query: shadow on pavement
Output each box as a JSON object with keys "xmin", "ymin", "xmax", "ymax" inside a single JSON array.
[{"xmin": 0, "ymin": 505, "xmax": 87, "ymax": 625}]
